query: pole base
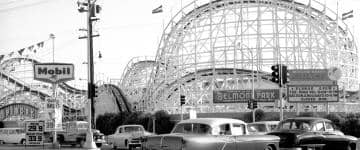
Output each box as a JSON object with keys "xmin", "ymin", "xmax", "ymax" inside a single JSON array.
[
  {"xmin": 52, "ymin": 142, "xmax": 60, "ymax": 149},
  {"xmin": 82, "ymin": 130, "xmax": 99, "ymax": 150}
]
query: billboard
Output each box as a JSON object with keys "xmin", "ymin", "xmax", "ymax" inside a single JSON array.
[
  {"xmin": 213, "ymin": 89, "xmax": 280, "ymax": 103},
  {"xmin": 287, "ymin": 85, "xmax": 339, "ymax": 103},
  {"xmin": 288, "ymin": 69, "xmax": 336, "ymax": 85},
  {"xmin": 33, "ymin": 63, "xmax": 74, "ymax": 83}
]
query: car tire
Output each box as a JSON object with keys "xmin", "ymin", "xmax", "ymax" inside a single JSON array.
[
  {"xmin": 20, "ymin": 139, "xmax": 26, "ymax": 145},
  {"xmin": 96, "ymin": 143, "xmax": 102, "ymax": 148},
  {"xmin": 80, "ymin": 140, "xmax": 85, "ymax": 148},
  {"xmin": 0, "ymin": 140, "xmax": 4, "ymax": 144},
  {"xmin": 264, "ymin": 145, "xmax": 274, "ymax": 150},
  {"xmin": 111, "ymin": 143, "xmax": 117, "ymax": 150}
]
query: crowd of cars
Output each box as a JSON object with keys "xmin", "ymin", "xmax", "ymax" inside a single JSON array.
[{"xmin": 106, "ymin": 117, "xmax": 360, "ymax": 150}]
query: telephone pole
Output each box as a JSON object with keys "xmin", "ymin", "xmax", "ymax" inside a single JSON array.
[{"xmin": 77, "ymin": 0, "xmax": 101, "ymax": 149}]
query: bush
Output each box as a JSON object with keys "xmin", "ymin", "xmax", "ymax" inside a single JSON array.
[
  {"xmin": 342, "ymin": 113, "xmax": 360, "ymax": 137},
  {"xmin": 153, "ymin": 110, "xmax": 175, "ymax": 134},
  {"xmin": 297, "ymin": 112, "xmax": 319, "ymax": 117},
  {"xmin": 324, "ymin": 113, "xmax": 344, "ymax": 129},
  {"xmin": 243, "ymin": 109, "xmax": 266, "ymax": 122}
]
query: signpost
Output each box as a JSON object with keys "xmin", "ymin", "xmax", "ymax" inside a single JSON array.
[
  {"xmin": 213, "ymin": 89, "xmax": 280, "ymax": 103},
  {"xmin": 33, "ymin": 63, "xmax": 74, "ymax": 147},
  {"xmin": 25, "ymin": 120, "xmax": 44, "ymax": 145}
]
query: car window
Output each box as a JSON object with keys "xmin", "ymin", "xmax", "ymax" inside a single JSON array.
[
  {"xmin": 172, "ymin": 123, "xmax": 211, "ymax": 134},
  {"xmin": 325, "ymin": 122, "xmax": 334, "ymax": 131},
  {"xmin": 119, "ymin": 128, "xmax": 123, "ymax": 133},
  {"xmin": 313, "ymin": 122, "xmax": 325, "ymax": 131},
  {"xmin": 232, "ymin": 123, "xmax": 245, "ymax": 135},
  {"xmin": 268, "ymin": 124, "xmax": 278, "ymax": 131},
  {"xmin": 278, "ymin": 121, "xmax": 310, "ymax": 131},
  {"xmin": 248, "ymin": 124, "xmax": 267, "ymax": 132},
  {"xmin": 279, "ymin": 122, "xmax": 291, "ymax": 130},
  {"xmin": 193, "ymin": 124, "xmax": 211, "ymax": 134},
  {"xmin": 219, "ymin": 124, "xmax": 231, "ymax": 135},
  {"xmin": 124, "ymin": 126, "xmax": 141, "ymax": 132}
]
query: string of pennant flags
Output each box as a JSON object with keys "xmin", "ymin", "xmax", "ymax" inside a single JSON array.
[{"xmin": 0, "ymin": 40, "xmax": 46, "ymax": 63}]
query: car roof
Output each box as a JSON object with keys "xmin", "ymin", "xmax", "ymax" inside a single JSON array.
[
  {"xmin": 282, "ymin": 117, "xmax": 331, "ymax": 122},
  {"xmin": 119, "ymin": 124, "xmax": 144, "ymax": 128},
  {"xmin": 248, "ymin": 121, "xmax": 280, "ymax": 125},
  {"xmin": 178, "ymin": 118, "xmax": 246, "ymax": 126}
]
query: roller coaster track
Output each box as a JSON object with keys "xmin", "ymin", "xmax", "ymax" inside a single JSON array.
[{"xmin": 103, "ymin": 84, "xmax": 132, "ymax": 113}]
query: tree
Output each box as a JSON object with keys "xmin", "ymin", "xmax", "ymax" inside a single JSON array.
[{"xmin": 151, "ymin": 110, "xmax": 175, "ymax": 134}]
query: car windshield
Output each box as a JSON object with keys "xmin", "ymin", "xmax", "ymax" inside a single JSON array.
[
  {"xmin": 172, "ymin": 123, "xmax": 211, "ymax": 134},
  {"xmin": 278, "ymin": 120, "xmax": 311, "ymax": 131},
  {"xmin": 124, "ymin": 126, "xmax": 142, "ymax": 132},
  {"xmin": 248, "ymin": 124, "xmax": 267, "ymax": 132}
]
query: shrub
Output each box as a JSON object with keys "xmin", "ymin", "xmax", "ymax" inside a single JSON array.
[{"xmin": 297, "ymin": 112, "xmax": 319, "ymax": 117}]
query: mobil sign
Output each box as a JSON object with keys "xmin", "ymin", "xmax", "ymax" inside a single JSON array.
[{"xmin": 34, "ymin": 63, "xmax": 74, "ymax": 83}]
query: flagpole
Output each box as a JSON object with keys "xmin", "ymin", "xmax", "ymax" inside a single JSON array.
[{"xmin": 50, "ymin": 34, "xmax": 55, "ymax": 62}]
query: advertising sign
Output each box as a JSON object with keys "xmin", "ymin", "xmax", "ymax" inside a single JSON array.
[
  {"xmin": 213, "ymin": 89, "xmax": 280, "ymax": 103},
  {"xmin": 33, "ymin": 63, "xmax": 74, "ymax": 83},
  {"xmin": 287, "ymin": 85, "xmax": 339, "ymax": 103},
  {"xmin": 25, "ymin": 120, "xmax": 44, "ymax": 145},
  {"xmin": 288, "ymin": 69, "xmax": 336, "ymax": 85},
  {"xmin": 44, "ymin": 108, "xmax": 63, "ymax": 132}
]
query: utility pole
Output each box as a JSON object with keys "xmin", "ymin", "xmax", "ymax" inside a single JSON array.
[{"xmin": 77, "ymin": 0, "xmax": 100, "ymax": 149}]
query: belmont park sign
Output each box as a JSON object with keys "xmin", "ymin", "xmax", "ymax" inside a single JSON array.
[{"xmin": 33, "ymin": 63, "xmax": 74, "ymax": 83}]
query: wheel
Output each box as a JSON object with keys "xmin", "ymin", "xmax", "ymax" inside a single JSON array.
[
  {"xmin": 346, "ymin": 145, "xmax": 352, "ymax": 150},
  {"xmin": 80, "ymin": 140, "xmax": 85, "ymax": 148},
  {"xmin": 0, "ymin": 140, "xmax": 4, "ymax": 144},
  {"xmin": 96, "ymin": 143, "xmax": 102, "ymax": 148},
  {"xmin": 20, "ymin": 139, "xmax": 26, "ymax": 145},
  {"xmin": 112, "ymin": 143, "xmax": 117, "ymax": 150},
  {"xmin": 264, "ymin": 145, "xmax": 274, "ymax": 150}
]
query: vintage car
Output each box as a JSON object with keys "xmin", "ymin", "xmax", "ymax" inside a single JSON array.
[
  {"xmin": 141, "ymin": 118, "xmax": 280, "ymax": 150},
  {"xmin": 107, "ymin": 124, "xmax": 153, "ymax": 150},
  {"xmin": 267, "ymin": 117, "xmax": 359, "ymax": 150},
  {"xmin": 248, "ymin": 121, "xmax": 279, "ymax": 135}
]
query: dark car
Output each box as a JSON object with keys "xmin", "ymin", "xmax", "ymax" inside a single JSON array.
[
  {"xmin": 142, "ymin": 118, "xmax": 280, "ymax": 150},
  {"xmin": 267, "ymin": 117, "xmax": 358, "ymax": 150}
]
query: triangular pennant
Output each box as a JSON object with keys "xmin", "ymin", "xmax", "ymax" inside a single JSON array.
[
  {"xmin": 37, "ymin": 41, "xmax": 44, "ymax": 48},
  {"xmin": 18, "ymin": 48, "xmax": 25, "ymax": 55}
]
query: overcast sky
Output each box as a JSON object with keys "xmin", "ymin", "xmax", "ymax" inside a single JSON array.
[{"xmin": 0, "ymin": 0, "xmax": 359, "ymax": 89}]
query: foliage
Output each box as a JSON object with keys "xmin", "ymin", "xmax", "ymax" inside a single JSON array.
[
  {"xmin": 243, "ymin": 109, "xmax": 266, "ymax": 122},
  {"xmin": 324, "ymin": 113, "xmax": 344, "ymax": 129},
  {"xmin": 95, "ymin": 110, "xmax": 175, "ymax": 135},
  {"xmin": 297, "ymin": 112, "xmax": 319, "ymax": 117}
]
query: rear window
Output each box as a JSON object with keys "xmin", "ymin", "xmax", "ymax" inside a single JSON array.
[
  {"xmin": 124, "ymin": 126, "xmax": 142, "ymax": 132},
  {"xmin": 172, "ymin": 123, "xmax": 211, "ymax": 134}
]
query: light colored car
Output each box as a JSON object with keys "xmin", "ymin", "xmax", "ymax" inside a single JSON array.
[
  {"xmin": 248, "ymin": 121, "xmax": 279, "ymax": 135},
  {"xmin": 0, "ymin": 128, "xmax": 26, "ymax": 144},
  {"xmin": 142, "ymin": 118, "xmax": 280, "ymax": 150},
  {"xmin": 107, "ymin": 124, "xmax": 152, "ymax": 150}
]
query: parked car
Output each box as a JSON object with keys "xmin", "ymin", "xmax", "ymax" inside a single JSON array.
[
  {"xmin": 0, "ymin": 128, "xmax": 26, "ymax": 145},
  {"xmin": 248, "ymin": 121, "xmax": 279, "ymax": 135},
  {"xmin": 141, "ymin": 118, "xmax": 280, "ymax": 150},
  {"xmin": 56, "ymin": 121, "xmax": 106, "ymax": 148},
  {"xmin": 107, "ymin": 124, "xmax": 152, "ymax": 150},
  {"xmin": 267, "ymin": 117, "xmax": 358, "ymax": 150}
]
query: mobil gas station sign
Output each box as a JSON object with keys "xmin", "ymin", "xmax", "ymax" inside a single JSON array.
[{"xmin": 33, "ymin": 63, "xmax": 74, "ymax": 83}]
